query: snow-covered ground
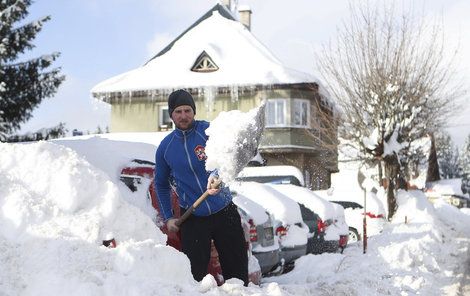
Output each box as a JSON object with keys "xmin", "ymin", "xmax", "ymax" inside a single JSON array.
[{"xmin": 1, "ymin": 133, "xmax": 469, "ymax": 295}]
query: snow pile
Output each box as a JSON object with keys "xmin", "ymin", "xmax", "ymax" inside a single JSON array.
[
  {"xmin": 0, "ymin": 141, "xmax": 196, "ymax": 295},
  {"xmin": 205, "ymin": 102, "xmax": 265, "ymax": 183}
]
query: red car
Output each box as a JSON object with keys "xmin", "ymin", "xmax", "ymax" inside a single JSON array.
[{"xmin": 120, "ymin": 159, "xmax": 261, "ymax": 285}]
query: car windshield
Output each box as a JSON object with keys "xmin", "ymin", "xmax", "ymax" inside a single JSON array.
[
  {"xmin": 236, "ymin": 175, "xmax": 302, "ymax": 186},
  {"xmin": 332, "ymin": 201, "xmax": 363, "ymax": 210}
]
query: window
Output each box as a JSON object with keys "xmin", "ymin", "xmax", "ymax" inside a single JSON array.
[
  {"xmin": 191, "ymin": 51, "xmax": 219, "ymax": 72},
  {"xmin": 159, "ymin": 106, "xmax": 173, "ymax": 129},
  {"xmin": 266, "ymin": 99, "xmax": 286, "ymax": 127},
  {"xmin": 292, "ymin": 99, "xmax": 310, "ymax": 128},
  {"xmin": 266, "ymin": 98, "xmax": 310, "ymax": 128}
]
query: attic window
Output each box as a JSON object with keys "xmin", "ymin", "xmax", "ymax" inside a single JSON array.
[{"xmin": 191, "ymin": 51, "xmax": 219, "ymax": 72}]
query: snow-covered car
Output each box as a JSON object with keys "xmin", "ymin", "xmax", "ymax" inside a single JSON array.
[
  {"xmin": 329, "ymin": 201, "xmax": 386, "ymax": 242},
  {"xmin": 236, "ymin": 165, "xmax": 348, "ymax": 253},
  {"xmin": 230, "ymin": 181, "xmax": 309, "ymax": 268},
  {"xmin": 237, "ymin": 165, "xmax": 305, "ymax": 186},
  {"xmin": 314, "ymin": 189, "xmax": 387, "ymax": 243},
  {"xmin": 268, "ymin": 184, "xmax": 349, "ymax": 253},
  {"xmin": 232, "ymin": 192, "xmax": 281, "ymax": 275},
  {"xmin": 119, "ymin": 159, "xmax": 261, "ymax": 285},
  {"xmin": 425, "ymin": 179, "xmax": 470, "ymax": 209}
]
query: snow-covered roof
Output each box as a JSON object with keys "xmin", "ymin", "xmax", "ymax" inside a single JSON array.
[{"xmin": 91, "ymin": 4, "xmax": 317, "ymax": 99}]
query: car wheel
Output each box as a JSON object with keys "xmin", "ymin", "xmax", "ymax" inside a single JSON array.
[{"xmin": 348, "ymin": 227, "xmax": 361, "ymax": 243}]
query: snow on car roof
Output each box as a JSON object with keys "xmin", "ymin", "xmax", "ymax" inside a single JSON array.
[
  {"xmin": 232, "ymin": 193, "xmax": 269, "ymax": 225},
  {"xmin": 237, "ymin": 165, "xmax": 305, "ymax": 186},
  {"xmin": 267, "ymin": 184, "xmax": 336, "ymax": 220},
  {"xmin": 229, "ymin": 181, "xmax": 303, "ymax": 225}
]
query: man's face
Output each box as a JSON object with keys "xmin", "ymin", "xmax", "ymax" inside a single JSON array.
[{"xmin": 172, "ymin": 105, "xmax": 195, "ymax": 130}]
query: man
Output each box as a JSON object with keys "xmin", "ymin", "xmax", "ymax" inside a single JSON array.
[{"xmin": 155, "ymin": 89, "xmax": 248, "ymax": 285}]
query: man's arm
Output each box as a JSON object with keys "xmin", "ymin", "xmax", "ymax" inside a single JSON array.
[{"xmin": 155, "ymin": 146, "xmax": 174, "ymax": 222}]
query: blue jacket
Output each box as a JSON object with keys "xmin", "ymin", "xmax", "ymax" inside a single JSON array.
[{"xmin": 155, "ymin": 120, "xmax": 232, "ymax": 221}]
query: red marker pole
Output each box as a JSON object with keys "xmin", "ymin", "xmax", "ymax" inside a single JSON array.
[
  {"xmin": 357, "ymin": 170, "xmax": 367, "ymax": 254},
  {"xmin": 363, "ymin": 188, "xmax": 367, "ymax": 254}
]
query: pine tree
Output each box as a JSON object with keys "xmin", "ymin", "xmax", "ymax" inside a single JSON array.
[
  {"xmin": 0, "ymin": 0, "xmax": 64, "ymax": 141},
  {"xmin": 435, "ymin": 131, "xmax": 461, "ymax": 179},
  {"xmin": 460, "ymin": 134, "xmax": 470, "ymax": 193}
]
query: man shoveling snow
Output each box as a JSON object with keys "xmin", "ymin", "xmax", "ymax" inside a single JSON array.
[{"xmin": 154, "ymin": 89, "xmax": 265, "ymax": 286}]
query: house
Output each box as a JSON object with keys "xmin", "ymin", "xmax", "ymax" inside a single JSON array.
[{"xmin": 91, "ymin": 0, "xmax": 338, "ymax": 189}]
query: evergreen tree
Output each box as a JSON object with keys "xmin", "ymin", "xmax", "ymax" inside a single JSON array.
[
  {"xmin": 435, "ymin": 131, "xmax": 461, "ymax": 179},
  {"xmin": 0, "ymin": 0, "xmax": 64, "ymax": 141},
  {"xmin": 460, "ymin": 134, "xmax": 470, "ymax": 193}
]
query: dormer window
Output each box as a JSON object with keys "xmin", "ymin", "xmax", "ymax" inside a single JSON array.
[{"xmin": 191, "ymin": 51, "xmax": 219, "ymax": 72}]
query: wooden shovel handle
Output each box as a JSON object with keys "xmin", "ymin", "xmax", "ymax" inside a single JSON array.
[{"xmin": 175, "ymin": 178, "xmax": 222, "ymax": 227}]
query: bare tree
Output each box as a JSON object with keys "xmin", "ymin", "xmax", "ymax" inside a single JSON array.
[{"xmin": 316, "ymin": 1, "xmax": 463, "ymax": 218}]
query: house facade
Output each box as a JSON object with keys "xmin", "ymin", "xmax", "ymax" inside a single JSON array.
[{"xmin": 91, "ymin": 1, "xmax": 338, "ymax": 189}]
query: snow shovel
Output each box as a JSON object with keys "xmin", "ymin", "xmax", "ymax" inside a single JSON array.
[{"xmin": 174, "ymin": 102, "xmax": 266, "ymax": 227}]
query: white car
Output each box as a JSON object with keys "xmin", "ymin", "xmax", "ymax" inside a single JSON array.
[
  {"xmin": 330, "ymin": 200, "xmax": 386, "ymax": 242},
  {"xmin": 314, "ymin": 190, "xmax": 386, "ymax": 243}
]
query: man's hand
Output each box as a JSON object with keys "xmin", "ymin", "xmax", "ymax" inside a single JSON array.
[
  {"xmin": 207, "ymin": 175, "xmax": 221, "ymax": 195},
  {"xmin": 166, "ymin": 218, "xmax": 180, "ymax": 233}
]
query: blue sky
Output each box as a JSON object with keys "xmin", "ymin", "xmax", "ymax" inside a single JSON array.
[{"xmin": 19, "ymin": 0, "xmax": 470, "ymax": 145}]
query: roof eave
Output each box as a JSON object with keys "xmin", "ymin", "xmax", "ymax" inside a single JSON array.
[{"xmin": 92, "ymin": 82, "xmax": 319, "ymax": 103}]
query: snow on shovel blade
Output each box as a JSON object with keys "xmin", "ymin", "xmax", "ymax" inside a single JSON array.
[{"xmin": 205, "ymin": 101, "xmax": 266, "ymax": 183}]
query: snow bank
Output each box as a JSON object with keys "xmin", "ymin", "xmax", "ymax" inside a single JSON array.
[{"xmin": 0, "ymin": 142, "xmax": 196, "ymax": 295}]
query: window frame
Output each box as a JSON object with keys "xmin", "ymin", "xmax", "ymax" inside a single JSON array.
[
  {"xmin": 159, "ymin": 106, "xmax": 173, "ymax": 129},
  {"xmin": 291, "ymin": 99, "xmax": 311, "ymax": 128},
  {"xmin": 265, "ymin": 99, "xmax": 287, "ymax": 127}
]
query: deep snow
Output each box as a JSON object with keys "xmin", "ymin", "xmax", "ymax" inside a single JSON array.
[{"xmin": 1, "ymin": 133, "xmax": 469, "ymax": 296}]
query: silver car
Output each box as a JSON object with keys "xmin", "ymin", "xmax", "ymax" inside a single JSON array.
[{"xmin": 233, "ymin": 192, "xmax": 281, "ymax": 275}]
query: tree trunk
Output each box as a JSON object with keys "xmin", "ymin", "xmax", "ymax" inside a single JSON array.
[
  {"xmin": 384, "ymin": 154, "xmax": 399, "ymax": 219},
  {"xmin": 426, "ymin": 133, "xmax": 440, "ymax": 182},
  {"xmin": 378, "ymin": 160, "xmax": 384, "ymax": 186}
]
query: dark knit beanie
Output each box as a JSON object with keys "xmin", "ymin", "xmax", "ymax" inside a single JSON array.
[{"xmin": 168, "ymin": 89, "xmax": 196, "ymax": 118}]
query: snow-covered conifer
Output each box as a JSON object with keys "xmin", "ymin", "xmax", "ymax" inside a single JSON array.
[
  {"xmin": 459, "ymin": 134, "xmax": 470, "ymax": 193},
  {"xmin": 435, "ymin": 131, "xmax": 461, "ymax": 179},
  {"xmin": 0, "ymin": 0, "xmax": 64, "ymax": 141}
]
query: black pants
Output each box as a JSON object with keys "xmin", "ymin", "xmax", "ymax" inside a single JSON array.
[{"xmin": 180, "ymin": 202, "xmax": 248, "ymax": 285}]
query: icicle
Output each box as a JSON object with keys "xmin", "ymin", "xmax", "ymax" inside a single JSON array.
[
  {"xmin": 230, "ymin": 85, "xmax": 239, "ymax": 103},
  {"xmin": 203, "ymin": 86, "xmax": 215, "ymax": 117}
]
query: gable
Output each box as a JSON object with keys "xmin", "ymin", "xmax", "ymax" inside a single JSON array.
[{"xmin": 191, "ymin": 51, "xmax": 219, "ymax": 72}]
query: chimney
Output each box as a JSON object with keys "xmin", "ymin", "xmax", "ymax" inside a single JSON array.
[
  {"xmin": 238, "ymin": 5, "xmax": 252, "ymax": 31},
  {"xmin": 221, "ymin": 0, "xmax": 231, "ymax": 9}
]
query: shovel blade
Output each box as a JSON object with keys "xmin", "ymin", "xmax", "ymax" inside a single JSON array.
[{"xmin": 205, "ymin": 101, "xmax": 266, "ymax": 182}]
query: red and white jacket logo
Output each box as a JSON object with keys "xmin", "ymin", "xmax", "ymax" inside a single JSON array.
[{"xmin": 194, "ymin": 145, "xmax": 207, "ymax": 161}]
